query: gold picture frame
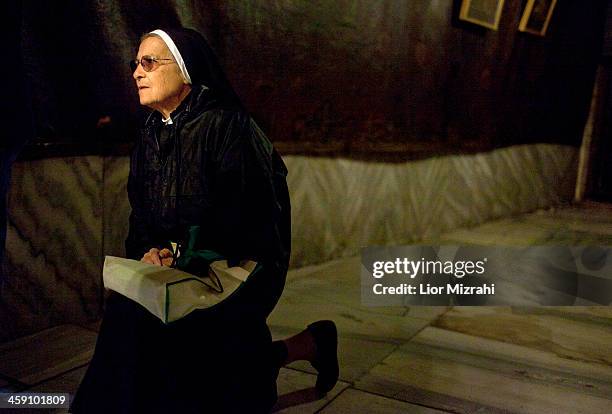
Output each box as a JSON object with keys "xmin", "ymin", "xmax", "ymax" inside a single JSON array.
[
  {"xmin": 459, "ymin": 0, "xmax": 506, "ymax": 31},
  {"xmin": 518, "ymin": 0, "xmax": 558, "ymax": 36}
]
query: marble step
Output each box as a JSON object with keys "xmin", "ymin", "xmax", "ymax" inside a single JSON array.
[
  {"xmin": 355, "ymin": 326, "xmax": 612, "ymax": 414},
  {"xmin": 433, "ymin": 307, "xmax": 612, "ymax": 366},
  {"xmin": 435, "ymin": 217, "xmax": 557, "ymax": 246},
  {"xmin": 20, "ymin": 367, "xmax": 89, "ymax": 414},
  {"xmin": 0, "ymin": 325, "xmax": 96, "ymax": 385},
  {"xmin": 520, "ymin": 214, "xmax": 612, "ymax": 237},
  {"xmin": 273, "ymin": 367, "xmax": 349, "ymax": 413},
  {"xmin": 28, "ymin": 366, "xmax": 87, "ymax": 394},
  {"xmin": 320, "ymin": 388, "xmax": 452, "ymax": 413}
]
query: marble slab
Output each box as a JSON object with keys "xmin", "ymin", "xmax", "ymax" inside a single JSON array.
[
  {"xmin": 538, "ymin": 228, "xmax": 612, "ymax": 245},
  {"xmin": 285, "ymin": 144, "xmax": 578, "ymax": 267},
  {"xmin": 16, "ymin": 366, "xmax": 86, "ymax": 414},
  {"xmin": 0, "ymin": 325, "xmax": 96, "ymax": 385},
  {"xmin": 432, "ymin": 207, "xmax": 612, "ymax": 246},
  {"xmin": 413, "ymin": 327, "xmax": 612, "ymax": 387},
  {"xmin": 521, "ymin": 210, "xmax": 612, "ymax": 237},
  {"xmin": 542, "ymin": 201, "xmax": 612, "ymax": 223},
  {"xmin": 321, "ymin": 388, "xmax": 451, "ymax": 413},
  {"xmin": 513, "ymin": 306, "xmax": 612, "ymax": 323},
  {"xmin": 433, "ymin": 307, "xmax": 612, "ymax": 366},
  {"xmin": 282, "ymin": 256, "xmax": 450, "ymax": 319},
  {"xmin": 3, "ymin": 157, "xmax": 104, "ymax": 342},
  {"xmin": 356, "ymin": 327, "xmax": 612, "ymax": 414},
  {"xmin": 433, "ymin": 216, "xmax": 556, "ymax": 246},
  {"xmin": 273, "ymin": 368, "xmax": 349, "ymax": 413},
  {"xmin": 102, "ymin": 156, "xmax": 130, "ymax": 258},
  {"xmin": 268, "ymin": 291, "xmax": 432, "ymax": 342},
  {"xmin": 29, "ymin": 366, "xmax": 87, "ymax": 395}
]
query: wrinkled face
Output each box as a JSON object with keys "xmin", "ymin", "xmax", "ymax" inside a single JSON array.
[{"xmin": 133, "ymin": 36, "xmax": 188, "ymax": 114}]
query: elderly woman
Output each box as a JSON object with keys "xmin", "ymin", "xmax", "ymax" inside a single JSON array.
[{"xmin": 70, "ymin": 28, "xmax": 337, "ymax": 413}]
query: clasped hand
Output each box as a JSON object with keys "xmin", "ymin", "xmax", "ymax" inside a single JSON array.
[{"xmin": 141, "ymin": 247, "xmax": 174, "ymax": 267}]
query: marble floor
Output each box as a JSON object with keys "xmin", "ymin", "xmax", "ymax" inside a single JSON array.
[{"xmin": 1, "ymin": 202, "xmax": 611, "ymax": 413}]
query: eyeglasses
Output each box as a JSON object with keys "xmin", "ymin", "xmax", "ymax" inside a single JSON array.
[{"xmin": 130, "ymin": 55, "xmax": 175, "ymax": 72}]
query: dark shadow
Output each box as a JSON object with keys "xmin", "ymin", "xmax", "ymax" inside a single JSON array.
[{"xmin": 271, "ymin": 387, "xmax": 325, "ymax": 412}]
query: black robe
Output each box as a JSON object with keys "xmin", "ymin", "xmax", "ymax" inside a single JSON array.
[{"xmin": 71, "ymin": 85, "xmax": 291, "ymax": 413}]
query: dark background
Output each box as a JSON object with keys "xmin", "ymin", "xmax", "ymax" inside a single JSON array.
[{"xmin": 5, "ymin": 0, "xmax": 609, "ymax": 161}]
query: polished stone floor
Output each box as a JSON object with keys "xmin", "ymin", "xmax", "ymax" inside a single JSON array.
[{"xmin": 1, "ymin": 202, "xmax": 611, "ymax": 413}]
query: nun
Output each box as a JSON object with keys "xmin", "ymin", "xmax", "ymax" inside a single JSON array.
[{"xmin": 70, "ymin": 27, "xmax": 338, "ymax": 413}]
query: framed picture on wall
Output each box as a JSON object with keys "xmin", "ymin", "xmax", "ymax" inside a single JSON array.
[
  {"xmin": 459, "ymin": 0, "xmax": 505, "ymax": 30},
  {"xmin": 518, "ymin": 0, "xmax": 558, "ymax": 36}
]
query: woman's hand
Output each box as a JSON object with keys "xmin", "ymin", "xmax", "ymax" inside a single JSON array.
[{"xmin": 141, "ymin": 247, "xmax": 174, "ymax": 266}]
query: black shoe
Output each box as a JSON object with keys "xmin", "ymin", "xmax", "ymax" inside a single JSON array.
[{"xmin": 307, "ymin": 320, "xmax": 339, "ymax": 394}]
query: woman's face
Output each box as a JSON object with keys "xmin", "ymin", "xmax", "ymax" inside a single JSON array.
[{"xmin": 133, "ymin": 36, "xmax": 189, "ymax": 116}]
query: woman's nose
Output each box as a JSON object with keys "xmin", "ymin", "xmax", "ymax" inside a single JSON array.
[{"xmin": 133, "ymin": 62, "xmax": 145, "ymax": 80}]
